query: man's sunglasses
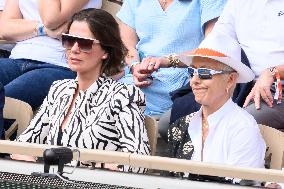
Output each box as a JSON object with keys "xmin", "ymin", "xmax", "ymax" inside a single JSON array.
[
  {"xmin": 61, "ymin": 33, "xmax": 100, "ymax": 52},
  {"xmin": 187, "ymin": 67, "xmax": 235, "ymax": 79}
]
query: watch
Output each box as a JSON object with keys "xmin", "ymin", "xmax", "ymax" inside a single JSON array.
[
  {"xmin": 269, "ymin": 67, "xmax": 278, "ymax": 79},
  {"xmin": 37, "ymin": 23, "xmax": 46, "ymax": 36}
]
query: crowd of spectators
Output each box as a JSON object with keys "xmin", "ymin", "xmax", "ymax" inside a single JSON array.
[{"xmin": 0, "ymin": 0, "xmax": 284, "ymax": 187}]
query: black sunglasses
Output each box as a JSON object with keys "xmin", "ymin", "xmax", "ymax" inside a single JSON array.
[
  {"xmin": 187, "ymin": 67, "xmax": 235, "ymax": 79},
  {"xmin": 61, "ymin": 33, "xmax": 100, "ymax": 52}
]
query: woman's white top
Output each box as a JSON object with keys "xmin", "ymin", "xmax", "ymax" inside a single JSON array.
[
  {"xmin": 9, "ymin": 0, "xmax": 102, "ymax": 67},
  {"xmin": 188, "ymin": 99, "xmax": 266, "ymax": 168}
]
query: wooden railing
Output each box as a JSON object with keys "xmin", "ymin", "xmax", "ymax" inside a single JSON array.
[{"xmin": 0, "ymin": 140, "xmax": 284, "ymax": 183}]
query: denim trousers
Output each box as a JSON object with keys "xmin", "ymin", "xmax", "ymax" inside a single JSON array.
[{"xmin": 0, "ymin": 58, "xmax": 76, "ymax": 110}]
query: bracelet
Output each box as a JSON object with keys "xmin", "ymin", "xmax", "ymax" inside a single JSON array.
[
  {"xmin": 37, "ymin": 23, "xmax": 46, "ymax": 36},
  {"xmin": 269, "ymin": 67, "xmax": 282, "ymax": 104},
  {"xmin": 129, "ymin": 60, "xmax": 140, "ymax": 74},
  {"xmin": 167, "ymin": 53, "xmax": 181, "ymax": 68}
]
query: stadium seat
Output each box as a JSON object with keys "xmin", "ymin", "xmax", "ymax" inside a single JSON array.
[
  {"xmin": 101, "ymin": 0, "xmax": 121, "ymax": 21},
  {"xmin": 145, "ymin": 116, "xmax": 158, "ymax": 156},
  {"xmin": 4, "ymin": 97, "xmax": 33, "ymax": 140},
  {"xmin": 258, "ymin": 124, "xmax": 284, "ymax": 170}
]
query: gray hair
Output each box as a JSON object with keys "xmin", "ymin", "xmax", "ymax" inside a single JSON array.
[
  {"xmin": 220, "ymin": 64, "xmax": 238, "ymax": 97},
  {"xmin": 222, "ymin": 64, "xmax": 235, "ymax": 72}
]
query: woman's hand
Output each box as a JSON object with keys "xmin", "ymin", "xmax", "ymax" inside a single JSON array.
[
  {"xmin": 10, "ymin": 154, "xmax": 37, "ymax": 162},
  {"xmin": 243, "ymin": 68, "xmax": 274, "ymax": 109},
  {"xmin": 132, "ymin": 56, "xmax": 169, "ymax": 88}
]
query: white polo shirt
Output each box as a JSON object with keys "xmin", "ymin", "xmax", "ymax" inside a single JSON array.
[
  {"xmin": 188, "ymin": 99, "xmax": 266, "ymax": 168},
  {"xmin": 212, "ymin": 0, "xmax": 284, "ymax": 77}
]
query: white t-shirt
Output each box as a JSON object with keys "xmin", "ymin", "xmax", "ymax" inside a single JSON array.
[
  {"xmin": 9, "ymin": 0, "xmax": 102, "ymax": 67},
  {"xmin": 188, "ymin": 99, "xmax": 266, "ymax": 168},
  {"xmin": 0, "ymin": 0, "xmax": 4, "ymax": 10},
  {"xmin": 0, "ymin": 0, "xmax": 15, "ymax": 51},
  {"xmin": 212, "ymin": 0, "xmax": 284, "ymax": 77}
]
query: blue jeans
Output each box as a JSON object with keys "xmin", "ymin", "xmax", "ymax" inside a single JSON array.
[{"xmin": 0, "ymin": 58, "xmax": 76, "ymax": 110}]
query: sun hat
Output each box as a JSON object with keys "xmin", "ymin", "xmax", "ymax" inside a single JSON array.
[{"xmin": 177, "ymin": 32, "xmax": 255, "ymax": 83}]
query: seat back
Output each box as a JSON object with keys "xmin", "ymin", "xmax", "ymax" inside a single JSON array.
[
  {"xmin": 258, "ymin": 124, "xmax": 284, "ymax": 170},
  {"xmin": 145, "ymin": 116, "xmax": 158, "ymax": 156},
  {"xmin": 3, "ymin": 97, "xmax": 33, "ymax": 139},
  {"xmin": 0, "ymin": 40, "xmax": 15, "ymax": 45},
  {"xmin": 101, "ymin": 0, "xmax": 121, "ymax": 21}
]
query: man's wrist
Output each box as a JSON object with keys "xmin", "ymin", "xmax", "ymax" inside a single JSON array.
[
  {"xmin": 268, "ymin": 67, "xmax": 278, "ymax": 80},
  {"xmin": 268, "ymin": 66, "xmax": 282, "ymax": 104}
]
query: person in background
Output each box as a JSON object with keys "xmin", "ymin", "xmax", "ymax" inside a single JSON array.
[
  {"xmin": 214, "ymin": 0, "xmax": 284, "ymax": 130},
  {"xmin": 0, "ymin": 0, "xmax": 101, "ymax": 111},
  {"xmin": 12, "ymin": 8, "xmax": 150, "ymax": 173},
  {"xmin": 0, "ymin": 0, "xmax": 13, "ymax": 58},
  {"xmin": 165, "ymin": 0, "xmax": 284, "ymax": 145},
  {"xmin": 0, "ymin": 0, "xmax": 10, "ymax": 141},
  {"xmin": 168, "ymin": 32, "xmax": 265, "ymax": 177},
  {"xmin": 0, "ymin": 0, "xmax": 5, "ymax": 140},
  {"xmin": 116, "ymin": 0, "xmax": 227, "ymax": 117},
  {"xmin": 176, "ymin": 0, "xmax": 284, "ymax": 130},
  {"xmin": 0, "ymin": 83, "xmax": 4, "ymax": 140}
]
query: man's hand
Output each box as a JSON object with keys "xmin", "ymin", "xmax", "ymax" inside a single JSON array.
[
  {"xmin": 243, "ymin": 68, "xmax": 274, "ymax": 109},
  {"xmin": 132, "ymin": 56, "xmax": 169, "ymax": 88}
]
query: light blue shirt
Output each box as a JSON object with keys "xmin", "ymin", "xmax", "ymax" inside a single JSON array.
[{"xmin": 117, "ymin": 0, "xmax": 227, "ymax": 116}]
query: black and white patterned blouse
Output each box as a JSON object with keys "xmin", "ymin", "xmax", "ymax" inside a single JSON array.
[{"xmin": 17, "ymin": 76, "xmax": 151, "ymax": 172}]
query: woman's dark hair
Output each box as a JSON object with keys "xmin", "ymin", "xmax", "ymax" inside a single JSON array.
[{"xmin": 67, "ymin": 8, "xmax": 127, "ymax": 76}]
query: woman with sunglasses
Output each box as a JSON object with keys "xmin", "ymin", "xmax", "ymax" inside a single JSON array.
[
  {"xmin": 0, "ymin": 0, "xmax": 101, "ymax": 111},
  {"xmin": 12, "ymin": 8, "xmax": 151, "ymax": 173},
  {"xmin": 167, "ymin": 33, "xmax": 266, "ymax": 175}
]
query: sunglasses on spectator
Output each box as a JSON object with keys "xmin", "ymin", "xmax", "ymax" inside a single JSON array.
[
  {"xmin": 61, "ymin": 33, "xmax": 100, "ymax": 53},
  {"xmin": 187, "ymin": 67, "xmax": 235, "ymax": 79}
]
